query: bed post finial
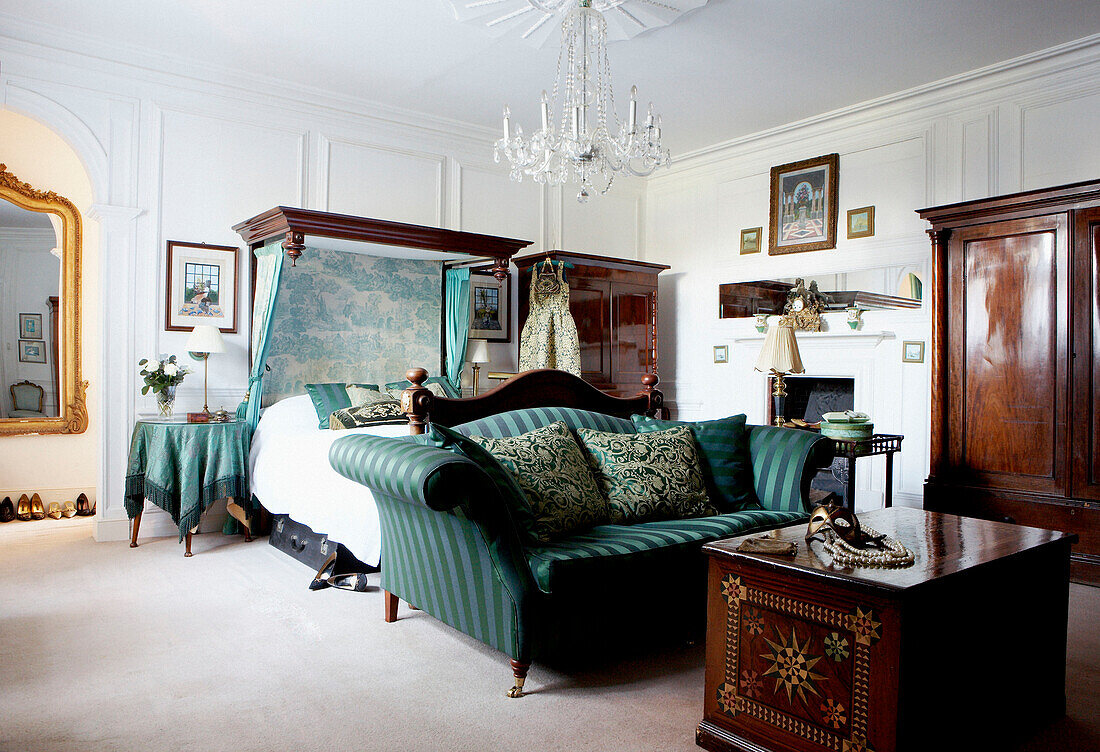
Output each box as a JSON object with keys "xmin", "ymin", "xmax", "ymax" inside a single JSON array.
[
  {"xmin": 402, "ymin": 367, "xmax": 432, "ymax": 435},
  {"xmin": 282, "ymin": 231, "xmax": 305, "ymax": 267},
  {"xmin": 640, "ymin": 374, "xmax": 664, "ymax": 418},
  {"xmin": 490, "ymin": 258, "xmax": 509, "ymax": 281}
]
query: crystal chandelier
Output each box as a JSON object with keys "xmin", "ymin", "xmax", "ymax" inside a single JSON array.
[{"xmin": 494, "ymin": 0, "xmax": 671, "ymax": 202}]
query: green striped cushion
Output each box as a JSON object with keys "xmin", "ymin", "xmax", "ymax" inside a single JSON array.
[
  {"xmin": 632, "ymin": 414, "xmax": 757, "ymax": 511},
  {"xmin": 453, "ymin": 407, "xmax": 635, "ymax": 439},
  {"xmin": 305, "ymin": 382, "xmax": 378, "ymax": 429},
  {"xmin": 525, "ymin": 508, "xmax": 806, "ymax": 593}
]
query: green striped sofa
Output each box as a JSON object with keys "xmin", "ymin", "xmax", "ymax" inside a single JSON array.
[{"xmin": 329, "ymin": 407, "xmax": 832, "ymax": 697}]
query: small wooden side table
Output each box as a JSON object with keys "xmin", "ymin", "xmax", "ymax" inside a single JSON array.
[
  {"xmin": 124, "ymin": 418, "xmax": 252, "ymax": 556},
  {"xmin": 697, "ymin": 508, "xmax": 1074, "ymax": 752},
  {"xmin": 828, "ymin": 433, "xmax": 902, "ymax": 509}
]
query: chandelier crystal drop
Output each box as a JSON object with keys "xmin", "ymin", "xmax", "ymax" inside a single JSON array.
[{"xmin": 494, "ymin": 0, "xmax": 671, "ymax": 202}]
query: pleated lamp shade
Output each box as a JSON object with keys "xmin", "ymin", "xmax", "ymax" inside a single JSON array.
[
  {"xmin": 754, "ymin": 321, "xmax": 805, "ymax": 374},
  {"xmin": 186, "ymin": 325, "xmax": 226, "ymax": 355}
]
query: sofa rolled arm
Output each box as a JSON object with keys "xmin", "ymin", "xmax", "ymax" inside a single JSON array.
[
  {"xmin": 329, "ymin": 433, "xmax": 492, "ymax": 512},
  {"xmin": 747, "ymin": 426, "xmax": 835, "ymax": 513}
]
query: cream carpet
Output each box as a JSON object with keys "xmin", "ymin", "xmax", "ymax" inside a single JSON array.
[{"xmin": 0, "ymin": 523, "xmax": 1097, "ymax": 752}]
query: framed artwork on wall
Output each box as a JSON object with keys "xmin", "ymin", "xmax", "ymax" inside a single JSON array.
[
  {"xmin": 902, "ymin": 341, "xmax": 925, "ymax": 363},
  {"xmin": 713, "ymin": 345, "xmax": 729, "ymax": 364},
  {"xmin": 18, "ymin": 313, "xmax": 43, "ymax": 339},
  {"xmin": 847, "ymin": 206, "xmax": 875, "ymax": 239},
  {"xmin": 165, "ymin": 240, "xmax": 239, "ymax": 333},
  {"xmin": 18, "ymin": 339, "xmax": 47, "ymax": 364},
  {"xmin": 768, "ymin": 153, "xmax": 839, "ymax": 255},
  {"xmin": 739, "ymin": 227, "xmax": 762, "ymax": 254},
  {"xmin": 469, "ymin": 271, "xmax": 510, "ymax": 342}
]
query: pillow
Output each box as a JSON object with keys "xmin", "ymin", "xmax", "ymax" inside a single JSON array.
[
  {"xmin": 632, "ymin": 414, "xmax": 757, "ymax": 511},
  {"xmin": 346, "ymin": 385, "xmax": 393, "ymax": 407},
  {"xmin": 385, "ymin": 377, "xmax": 460, "ymax": 399},
  {"xmin": 575, "ymin": 425, "xmax": 715, "ymax": 524},
  {"xmin": 468, "ymin": 421, "xmax": 609, "ymax": 543},
  {"xmin": 328, "ymin": 399, "xmax": 406, "ymax": 430},
  {"xmin": 304, "ymin": 382, "xmax": 378, "ymax": 429}
]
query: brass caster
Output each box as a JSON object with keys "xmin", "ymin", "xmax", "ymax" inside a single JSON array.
[{"xmin": 505, "ymin": 685, "xmax": 525, "ymax": 699}]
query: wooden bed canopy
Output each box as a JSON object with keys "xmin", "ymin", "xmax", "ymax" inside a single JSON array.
[{"xmin": 232, "ymin": 206, "xmax": 533, "ymax": 277}]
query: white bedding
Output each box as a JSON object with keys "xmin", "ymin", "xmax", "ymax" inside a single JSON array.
[{"xmin": 249, "ymin": 394, "xmax": 411, "ymax": 566}]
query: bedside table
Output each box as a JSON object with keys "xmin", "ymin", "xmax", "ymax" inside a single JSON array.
[{"xmin": 124, "ymin": 418, "xmax": 254, "ymax": 556}]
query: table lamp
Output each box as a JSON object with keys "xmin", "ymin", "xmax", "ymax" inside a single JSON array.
[
  {"xmin": 186, "ymin": 325, "xmax": 226, "ymax": 415},
  {"xmin": 754, "ymin": 317, "xmax": 805, "ymax": 426},
  {"xmin": 467, "ymin": 339, "xmax": 490, "ymax": 396}
]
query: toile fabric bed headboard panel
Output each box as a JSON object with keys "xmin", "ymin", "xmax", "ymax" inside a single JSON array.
[{"xmin": 262, "ymin": 246, "xmax": 442, "ymax": 404}]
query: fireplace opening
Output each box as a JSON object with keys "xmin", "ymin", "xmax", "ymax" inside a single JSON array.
[{"xmin": 766, "ymin": 375, "xmax": 855, "ymax": 500}]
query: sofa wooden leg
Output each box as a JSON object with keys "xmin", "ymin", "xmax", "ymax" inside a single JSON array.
[
  {"xmin": 506, "ymin": 659, "xmax": 530, "ymax": 698},
  {"xmin": 384, "ymin": 589, "xmax": 399, "ymax": 623}
]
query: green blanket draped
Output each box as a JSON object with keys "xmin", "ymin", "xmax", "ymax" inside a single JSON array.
[{"xmin": 124, "ymin": 420, "xmax": 252, "ymax": 541}]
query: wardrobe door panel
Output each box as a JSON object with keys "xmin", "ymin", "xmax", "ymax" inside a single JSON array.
[
  {"xmin": 1072, "ymin": 207, "xmax": 1100, "ymax": 500},
  {"xmin": 952, "ymin": 215, "xmax": 1069, "ymax": 494},
  {"xmin": 570, "ymin": 278, "xmax": 612, "ymax": 386},
  {"xmin": 610, "ymin": 282, "xmax": 655, "ymax": 393}
]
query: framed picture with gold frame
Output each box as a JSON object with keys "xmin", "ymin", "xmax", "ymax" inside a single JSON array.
[
  {"xmin": 768, "ymin": 153, "xmax": 839, "ymax": 255},
  {"xmin": 713, "ymin": 345, "xmax": 729, "ymax": 364},
  {"xmin": 902, "ymin": 341, "xmax": 925, "ymax": 363},
  {"xmin": 740, "ymin": 227, "xmax": 762, "ymax": 255},
  {"xmin": 847, "ymin": 206, "xmax": 875, "ymax": 239}
]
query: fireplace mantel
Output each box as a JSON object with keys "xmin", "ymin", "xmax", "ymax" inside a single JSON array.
[{"xmin": 732, "ymin": 330, "xmax": 896, "ymax": 347}]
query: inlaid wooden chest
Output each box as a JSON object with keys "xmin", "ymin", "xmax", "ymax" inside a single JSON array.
[{"xmin": 697, "ymin": 507, "xmax": 1074, "ymax": 752}]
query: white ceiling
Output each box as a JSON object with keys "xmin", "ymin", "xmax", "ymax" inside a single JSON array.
[{"xmin": 1, "ymin": 0, "xmax": 1098, "ymax": 155}]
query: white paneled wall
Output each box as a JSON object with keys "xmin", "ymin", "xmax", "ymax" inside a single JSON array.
[{"xmin": 645, "ymin": 37, "xmax": 1100, "ymax": 507}]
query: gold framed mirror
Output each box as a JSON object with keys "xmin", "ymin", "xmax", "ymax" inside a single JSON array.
[{"xmin": 0, "ymin": 164, "xmax": 87, "ymax": 435}]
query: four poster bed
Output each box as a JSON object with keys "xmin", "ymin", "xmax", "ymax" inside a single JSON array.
[{"xmin": 232, "ymin": 207, "xmax": 533, "ymax": 571}]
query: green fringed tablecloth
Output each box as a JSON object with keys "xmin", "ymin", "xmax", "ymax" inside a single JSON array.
[{"xmin": 124, "ymin": 419, "xmax": 252, "ymax": 541}]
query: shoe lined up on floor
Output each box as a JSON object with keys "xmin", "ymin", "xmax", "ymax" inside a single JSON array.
[{"xmin": 2, "ymin": 493, "xmax": 93, "ymax": 522}]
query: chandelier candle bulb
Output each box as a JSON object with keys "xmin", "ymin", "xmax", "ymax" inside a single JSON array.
[
  {"xmin": 541, "ymin": 91, "xmax": 549, "ymax": 130},
  {"xmin": 629, "ymin": 86, "xmax": 637, "ymax": 130},
  {"xmin": 503, "ymin": 106, "xmax": 511, "ymax": 140}
]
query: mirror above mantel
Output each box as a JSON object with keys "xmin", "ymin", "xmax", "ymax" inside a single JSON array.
[
  {"xmin": 718, "ymin": 264, "xmax": 925, "ymax": 319},
  {"xmin": 0, "ymin": 164, "xmax": 87, "ymax": 435}
]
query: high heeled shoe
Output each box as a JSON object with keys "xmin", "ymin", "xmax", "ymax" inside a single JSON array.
[
  {"xmin": 0, "ymin": 497, "xmax": 14, "ymax": 523},
  {"xmin": 30, "ymin": 493, "xmax": 45, "ymax": 521},
  {"xmin": 61, "ymin": 501, "xmax": 77, "ymax": 519},
  {"xmin": 75, "ymin": 493, "xmax": 95, "ymax": 517},
  {"xmin": 47, "ymin": 502, "xmax": 62, "ymax": 520},
  {"xmin": 16, "ymin": 494, "xmax": 32, "ymax": 521}
]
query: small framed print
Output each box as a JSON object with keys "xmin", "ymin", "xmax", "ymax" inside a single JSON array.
[
  {"xmin": 740, "ymin": 227, "xmax": 762, "ymax": 255},
  {"xmin": 19, "ymin": 313, "xmax": 43, "ymax": 339},
  {"xmin": 469, "ymin": 271, "xmax": 510, "ymax": 342},
  {"xmin": 713, "ymin": 345, "xmax": 729, "ymax": 364},
  {"xmin": 847, "ymin": 206, "xmax": 875, "ymax": 239},
  {"xmin": 165, "ymin": 240, "xmax": 239, "ymax": 333},
  {"xmin": 902, "ymin": 341, "xmax": 925, "ymax": 363},
  {"xmin": 18, "ymin": 339, "xmax": 46, "ymax": 364}
]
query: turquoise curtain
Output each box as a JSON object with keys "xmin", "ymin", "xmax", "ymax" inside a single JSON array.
[
  {"xmin": 444, "ymin": 267, "xmax": 472, "ymax": 394},
  {"xmin": 236, "ymin": 240, "xmax": 287, "ymax": 430}
]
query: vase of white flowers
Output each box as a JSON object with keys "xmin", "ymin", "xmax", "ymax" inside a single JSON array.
[{"xmin": 139, "ymin": 355, "xmax": 189, "ymax": 417}]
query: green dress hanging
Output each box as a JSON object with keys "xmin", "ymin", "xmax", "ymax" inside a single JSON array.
[{"xmin": 519, "ymin": 260, "xmax": 582, "ymax": 376}]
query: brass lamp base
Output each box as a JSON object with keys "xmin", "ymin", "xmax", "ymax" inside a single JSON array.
[{"xmin": 771, "ymin": 368, "xmax": 788, "ymax": 427}]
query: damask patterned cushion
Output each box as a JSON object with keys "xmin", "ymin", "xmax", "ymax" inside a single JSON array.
[
  {"xmin": 575, "ymin": 425, "xmax": 716, "ymax": 524},
  {"xmin": 385, "ymin": 376, "xmax": 459, "ymax": 399},
  {"xmin": 304, "ymin": 382, "xmax": 379, "ymax": 429},
  {"xmin": 632, "ymin": 413, "xmax": 757, "ymax": 511},
  {"xmin": 328, "ymin": 399, "xmax": 406, "ymax": 430},
  {"xmin": 346, "ymin": 385, "xmax": 393, "ymax": 407},
  {"xmin": 469, "ymin": 421, "xmax": 610, "ymax": 543}
]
